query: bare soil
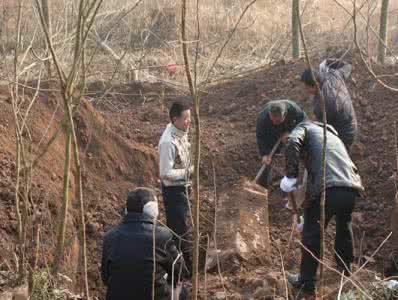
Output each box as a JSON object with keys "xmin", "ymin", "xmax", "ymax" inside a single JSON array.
[{"xmin": 0, "ymin": 54, "xmax": 397, "ymax": 299}]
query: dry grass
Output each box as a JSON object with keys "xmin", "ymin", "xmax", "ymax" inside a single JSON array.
[{"xmin": 0, "ymin": 0, "xmax": 397, "ymax": 86}]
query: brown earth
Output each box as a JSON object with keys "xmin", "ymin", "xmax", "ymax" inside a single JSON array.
[
  {"xmin": 0, "ymin": 86, "xmax": 158, "ymax": 296},
  {"xmin": 0, "ymin": 53, "xmax": 397, "ymax": 299},
  {"xmin": 89, "ymin": 54, "xmax": 398, "ymax": 298}
]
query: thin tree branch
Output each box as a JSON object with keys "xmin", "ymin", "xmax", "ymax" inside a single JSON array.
[
  {"xmin": 352, "ymin": 1, "xmax": 398, "ymax": 92},
  {"xmin": 200, "ymin": 0, "xmax": 257, "ymax": 87},
  {"xmin": 297, "ymin": 7, "xmax": 328, "ymax": 297}
]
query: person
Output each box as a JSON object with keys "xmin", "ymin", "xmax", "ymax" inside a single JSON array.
[
  {"xmin": 256, "ymin": 100, "xmax": 307, "ymax": 165},
  {"xmin": 301, "ymin": 59, "xmax": 357, "ymax": 150},
  {"xmin": 101, "ymin": 188, "xmax": 189, "ymax": 300},
  {"xmin": 280, "ymin": 121, "xmax": 364, "ymax": 295},
  {"xmin": 159, "ymin": 101, "xmax": 193, "ymax": 271}
]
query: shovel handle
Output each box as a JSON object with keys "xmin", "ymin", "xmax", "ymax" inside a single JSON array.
[
  {"xmin": 255, "ymin": 138, "xmax": 282, "ymax": 183},
  {"xmin": 269, "ymin": 137, "xmax": 282, "ymax": 158},
  {"xmin": 288, "ymin": 192, "xmax": 300, "ymax": 224}
]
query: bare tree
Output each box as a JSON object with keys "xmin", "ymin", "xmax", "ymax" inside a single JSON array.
[
  {"xmin": 297, "ymin": 8, "xmax": 328, "ymax": 298},
  {"xmin": 9, "ymin": 0, "xmax": 49, "ymax": 290},
  {"xmin": 52, "ymin": 127, "xmax": 72, "ymax": 276},
  {"xmin": 390, "ymin": 121, "xmax": 398, "ymax": 268},
  {"xmin": 292, "ymin": 0, "xmax": 300, "ymax": 58},
  {"xmin": 377, "ymin": 0, "xmax": 390, "ymax": 64},
  {"xmin": 35, "ymin": 0, "xmax": 105, "ymax": 298},
  {"xmin": 12, "ymin": 0, "xmax": 26, "ymax": 282},
  {"xmin": 181, "ymin": 1, "xmax": 201, "ymax": 298},
  {"xmin": 181, "ymin": 1, "xmax": 257, "ymax": 298},
  {"xmin": 41, "ymin": 0, "xmax": 52, "ymax": 78}
]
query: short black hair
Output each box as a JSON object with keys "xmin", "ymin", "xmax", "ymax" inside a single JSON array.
[
  {"xmin": 169, "ymin": 101, "xmax": 189, "ymax": 121},
  {"xmin": 126, "ymin": 187, "xmax": 156, "ymax": 213},
  {"xmin": 325, "ymin": 58, "xmax": 345, "ymax": 70},
  {"xmin": 269, "ymin": 102, "xmax": 287, "ymax": 117},
  {"xmin": 301, "ymin": 68, "xmax": 319, "ymax": 87}
]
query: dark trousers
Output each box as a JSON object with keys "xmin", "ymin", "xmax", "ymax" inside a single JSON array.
[
  {"xmin": 162, "ymin": 185, "xmax": 192, "ymax": 270},
  {"xmin": 300, "ymin": 187, "xmax": 358, "ymax": 291}
]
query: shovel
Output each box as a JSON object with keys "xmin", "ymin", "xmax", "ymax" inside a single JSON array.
[
  {"xmin": 287, "ymin": 191, "xmax": 300, "ymax": 224},
  {"xmin": 255, "ymin": 138, "xmax": 282, "ymax": 189}
]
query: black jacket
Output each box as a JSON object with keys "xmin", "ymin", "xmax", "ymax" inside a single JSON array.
[
  {"xmin": 256, "ymin": 100, "xmax": 307, "ymax": 156},
  {"xmin": 285, "ymin": 121, "xmax": 364, "ymax": 207},
  {"xmin": 314, "ymin": 61, "xmax": 357, "ymax": 148},
  {"xmin": 101, "ymin": 213, "xmax": 188, "ymax": 300}
]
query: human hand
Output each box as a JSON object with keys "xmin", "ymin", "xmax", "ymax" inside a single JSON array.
[
  {"xmin": 281, "ymin": 132, "xmax": 290, "ymax": 144},
  {"xmin": 262, "ymin": 155, "xmax": 271, "ymax": 165}
]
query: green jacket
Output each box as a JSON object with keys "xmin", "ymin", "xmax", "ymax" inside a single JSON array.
[{"xmin": 256, "ymin": 100, "xmax": 307, "ymax": 156}]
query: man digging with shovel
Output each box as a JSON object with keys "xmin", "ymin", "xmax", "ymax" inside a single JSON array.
[
  {"xmin": 280, "ymin": 120, "xmax": 364, "ymax": 296},
  {"xmin": 256, "ymin": 100, "xmax": 307, "ymax": 192},
  {"xmin": 256, "ymin": 100, "xmax": 307, "ymax": 168}
]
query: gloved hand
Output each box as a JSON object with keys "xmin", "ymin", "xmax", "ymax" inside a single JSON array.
[{"xmin": 280, "ymin": 176, "xmax": 297, "ymax": 193}]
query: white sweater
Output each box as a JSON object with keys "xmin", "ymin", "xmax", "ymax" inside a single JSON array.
[{"xmin": 158, "ymin": 123, "xmax": 192, "ymax": 187}]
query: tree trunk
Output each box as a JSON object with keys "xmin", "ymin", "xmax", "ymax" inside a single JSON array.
[
  {"xmin": 292, "ymin": 0, "xmax": 300, "ymax": 59},
  {"xmin": 377, "ymin": 0, "xmax": 389, "ymax": 64},
  {"xmin": 297, "ymin": 12, "xmax": 327, "ymax": 297},
  {"xmin": 52, "ymin": 128, "xmax": 72, "ymax": 276},
  {"xmin": 181, "ymin": 0, "xmax": 201, "ymax": 297},
  {"xmin": 191, "ymin": 94, "xmax": 201, "ymax": 299},
  {"xmin": 41, "ymin": 0, "xmax": 52, "ymax": 78},
  {"xmin": 391, "ymin": 122, "xmax": 398, "ymax": 261}
]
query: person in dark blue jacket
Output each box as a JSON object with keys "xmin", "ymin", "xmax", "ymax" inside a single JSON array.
[
  {"xmin": 101, "ymin": 188, "xmax": 189, "ymax": 300},
  {"xmin": 301, "ymin": 59, "xmax": 358, "ymax": 150}
]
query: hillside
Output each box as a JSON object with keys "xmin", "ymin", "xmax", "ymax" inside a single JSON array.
[{"xmin": 0, "ymin": 53, "xmax": 397, "ymax": 299}]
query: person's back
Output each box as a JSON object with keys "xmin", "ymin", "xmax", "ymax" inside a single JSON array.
[
  {"xmin": 301, "ymin": 59, "xmax": 358, "ymax": 149},
  {"xmin": 102, "ymin": 188, "xmax": 187, "ymax": 300},
  {"xmin": 282, "ymin": 121, "xmax": 364, "ymax": 294},
  {"xmin": 285, "ymin": 121, "xmax": 363, "ymax": 205},
  {"xmin": 317, "ymin": 63, "xmax": 357, "ymax": 147},
  {"xmin": 103, "ymin": 215, "xmax": 166, "ymax": 299}
]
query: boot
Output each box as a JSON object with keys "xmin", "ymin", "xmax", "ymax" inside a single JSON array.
[{"xmin": 287, "ymin": 272, "xmax": 315, "ymax": 295}]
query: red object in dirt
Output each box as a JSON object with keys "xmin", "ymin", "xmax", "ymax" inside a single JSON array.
[
  {"xmin": 260, "ymin": 91, "xmax": 267, "ymax": 97},
  {"xmin": 167, "ymin": 64, "xmax": 177, "ymax": 74}
]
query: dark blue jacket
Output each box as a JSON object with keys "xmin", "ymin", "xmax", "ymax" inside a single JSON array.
[
  {"xmin": 101, "ymin": 213, "xmax": 188, "ymax": 300},
  {"xmin": 314, "ymin": 61, "xmax": 357, "ymax": 148}
]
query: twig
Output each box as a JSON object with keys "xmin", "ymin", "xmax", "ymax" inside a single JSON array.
[
  {"xmin": 297, "ymin": 240, "xmax": 372, "ymax": 299},
  {"xmin": 351, "ymin": 0, "xmax": 398, "ymax": 92},
  {"xmin": 325, "ymin": 231, "xmax": 393, "ymax": 298},
  {"xmin": 395, "ymin": 121, "xmax": 398, "ymax": 190},
  {"xmin": 181, "ymin": 0, "xmax": 201, "ymax": 298},
  {"xmin": 200, "ymin": 0, "xmax": 257, "ymax": 87},
  {"xmin": 340, "ymin": 232, "xmax": 392, "ymax": 291},
  {"xmin": 52, "ymin": 127, "xmax": 71, "ymax": 276},
  {"xmin": 277, "ymin": 242, "xmax": 289, "ymax": 299},
  {"xmin": 284, "ymin": 216, "xmax": 297, "ymax": 260},
  {"xmin": 357, "ymin": 231, "xmax": 365, "ymax": 267},
  {"xmin": 204, "ymin": 234, "xmax": 210, "ymax": 299},
  {"xmin": 337, "ymin": 270, "xmax": 345, "ymax": 299},
  {"xmin": 152, "ymin": 218, "xmax": 157, "ymax": 300},
  {"xmin": 171, "ymin": 252, "xmax": 183, "ymax": 300},
  {"xmin": 211, "ymin": 156, "xmax": 227, "ymax": 296}
]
